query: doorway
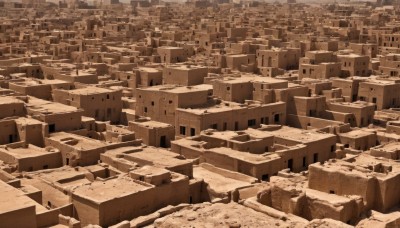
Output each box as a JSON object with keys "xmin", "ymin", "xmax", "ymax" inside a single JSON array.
[
  {"xmin": 160, "ymin": 136, "xmax": 167, "ymax": 148},
  {"xmin": 288, "ymin": 159, "xmax": 293, "ymax": 171}
]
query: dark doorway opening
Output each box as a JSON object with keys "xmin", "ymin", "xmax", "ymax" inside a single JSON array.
[
  {"xmin": 313, "ymin": 153, "xmax": 319, "ymax": 163},
  {"xmin": 288, "ymin": 159, "xmax": 293, "ymax": 171},
  {"xmin": 160, "ymin": 136, "xmax": 167, "ymax": 148},
  {"xmin": 49, "ymin": 124, "xmax": 56, "ymax": 133}
]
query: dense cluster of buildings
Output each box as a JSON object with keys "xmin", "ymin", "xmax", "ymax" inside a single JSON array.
[{"xmin": 0, "ymin": 0, "xmax": 400, "ymax": 227}]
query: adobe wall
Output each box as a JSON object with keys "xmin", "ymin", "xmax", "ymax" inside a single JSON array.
[
  {"xmin": 71, "ymin": 194, "xmax": 101, "ymax": 226},
  {"xmin": 9, "ymin": 84, "xmax": 52, "ymax": 100},
  {"xmin": 275, "ymin": 145, "xmax": 308, "ymax": 172},
  {"xmin": 18, "ymin": 152, "xmax": 62, "ymax": 172},
  {"xmin": 308, "ymin": 164, "xmax": 376, "ymax": 211},
  {"xmin": 0, "ymin": 119, "xmax": 18, "ymax": 144},
  {"xmin": 212, "ymin": 80, "xmax": 252, "ymax": 103},
  {"xmin": 376, "ymin": 174, "xmax": 400, "ymax": 212},
  {"xmin": 41, "ymin": 112, "xmax": 82, "ymax": 132},
  {"xmin": 0, "ymin": 102, "xmax": 25, "ymax": 119},
  {"xmin": 0, "ymin": 205, "xmax": 37, "ymax": 228},
  {"xmin": 130, "ymin": 124, "xmax": 174, "ymax": 148},
  {"xmin": 339, "ymin": 133, "xmax": 377, "ymax": 151},
  {"xmin": 151, "ymin": 176, "xmax": 190, "ymax": 213},
  {"xmin": 228, "ymin": 137, "xmax": 273, "ymax": 154},
  {"xmin": 286, "ymin": 114, "xmax": 351, "ymax": 134},
  {"xmin": 170, "ymin": 141, "xmax": 204, "ymax": 159},
  {"xmin": 16, "ymin": 121, "xmax": 45, "ymax": 147},
  {"xmin": 36, "ymin": 207, "xmax": 62, "ymax": 228}
]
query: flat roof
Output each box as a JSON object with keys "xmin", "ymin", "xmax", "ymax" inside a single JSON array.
[
  {"xmin": 68, "ymin": 86, "xmax": 116, "ymax": 95},
  {"xmin": 330, "ymin": 101, "xmax": 375, "ymax": 108},
  {"xmin": 48, "ymin": 132, "xmax": 107, "ymax": 150},
  {"xmin": 27, "ymin": 166, "xmax": 89, "ymax": 184},
  {"xmin": 14, "ymin": 117, "xmax": 43, "ymax": 126},
  {"xmin": 207, "ymin": 147, "xmax": 280, "ymax": 164},
  {"xmin": 372, "ymin": 142, "xmax": 400, "ymax": 152},
  {"xmin": 158, "ymin": 46, "xmax": 183, "ymax": 50},
  {"xmin": 193, "ymin": 164, "xmax": 256, "ymax": 193},
  {"xmin": 311, "ymin": 157, "xmax": 399, "ymax": 179},
  {"xmin": 0, "ymin": 96, "xmax": 24, "ymax": 105},
  {"xmin": 130, "ymin": 165, "xmax": 170, "ymax": 177},
  {"xmin": 138, "ymin": 67, "xmax": 161, "ymax": 73},
  {"xmin": 0, "ymin": 181, "xmax": 47, "ymax": 214},
  {"xmin": 271, "ymin": 126, "xmax": 335, "ymax": 143},
  {"xmin": 72, "ymin": 176, "xmax": 151, "ymax": 203},
  {"xmin": 339, "ymin": 129, "xmax": 375, "ymax": 138},
  {"xmin": 132, "ymin": 120, "xmax": 172, "ymax": 128},
  {"xmin": 179, "ymin": 102, "xmax": 244, "ymax": 115},
  {"xmin": 352, "ymin": 153, "xmax": 400, "ymax": 173},
  {"xmin": 126, "ymin": 147, "xmax": 191, "ymax": 168},
  {"xmin": 26, "ymin": 97, "xmax": 81, "ymax": 114},
  {"xmin": 202, "ymin": 128, "xmax": 274, "ymax": 141},
  {"xmin": 166, "ymin": 64, "xmax": 207, "ymax": 70},
  {"xmin": 138, "ymin": 84, "xmax": 212, "ymax": 93},
  {"xmin": 0, "ymin": 145, "xmax": 59, "ymax": 159},
  {"xmin": 214, "ymin": 75, "xmax": 287, "ymax": 85},
  {"xmin": 11, "ymin": 79, "xmax": 72, "ymax": 87},
  {"xmin": 154, "ymin": 202, "xmax": 306, "ymax": 227}
]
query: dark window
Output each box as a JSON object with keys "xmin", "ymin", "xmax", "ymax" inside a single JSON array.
[
  {"xmin": 235, "ymin": 122, "xmax": 239, "ymax": 131},
  {"xmin": 223, "ymin": 122, "xmax": 227, "ymax": 131},
  {"xmin": 303, "ymin": 156, "xmax": 307, "ymax": 167},
  {"xmin": 331, "ymin": 145, "xmax": 335, "ymax": 152},
  {"xmin": 262, "ymin": 174, "xmax": 269, "ymax": 181},
  {"xmin": 144, "ymin": 107, "xmax": 147, "ymax": 113},
  {"xmin": 313, "ymin": 153, "xmax": 319, "ymax": 163},
  {"xmin": 8, "ymin": 134, "xmax": 13, "ymax": 143},
  {"xmin": 160, "ymin": 136, "xmax": 167, "ymax": 148},
  {"xmin": 180, "ymin": 126, "xmax": 186, "ymax": 135},
  {"xmin": 190, "ymin": 128, "xmax": 196, "ymax": 136},
  {"xmin": 43, "ymin": 165, "xmax": 49, "ymax": 169},
  {"xmin": 274, "ymin": 114, "xmax": 280, "ymax": 123},
  {"xmin": 211, "ymin": 124, "xmax": 218, "ymax": 130},
  {"xmin": 329, "ymin": 190, "xmax": 335, "ymax": 194},
  {"xmin": 288, "ymin": 159, "xmax": 293, "ymax": 171},
  {"xmin": 49, "ymin": 124, "xmax": 56, "ymax": 133},
  {"xmin": 248, "ymin": 119, "xmax": 256, "ymax": 127}
]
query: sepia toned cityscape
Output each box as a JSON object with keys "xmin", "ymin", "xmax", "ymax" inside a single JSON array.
[{"xmin": 0, "ymin": 0, "xmax": 400, "ymax": 227}]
